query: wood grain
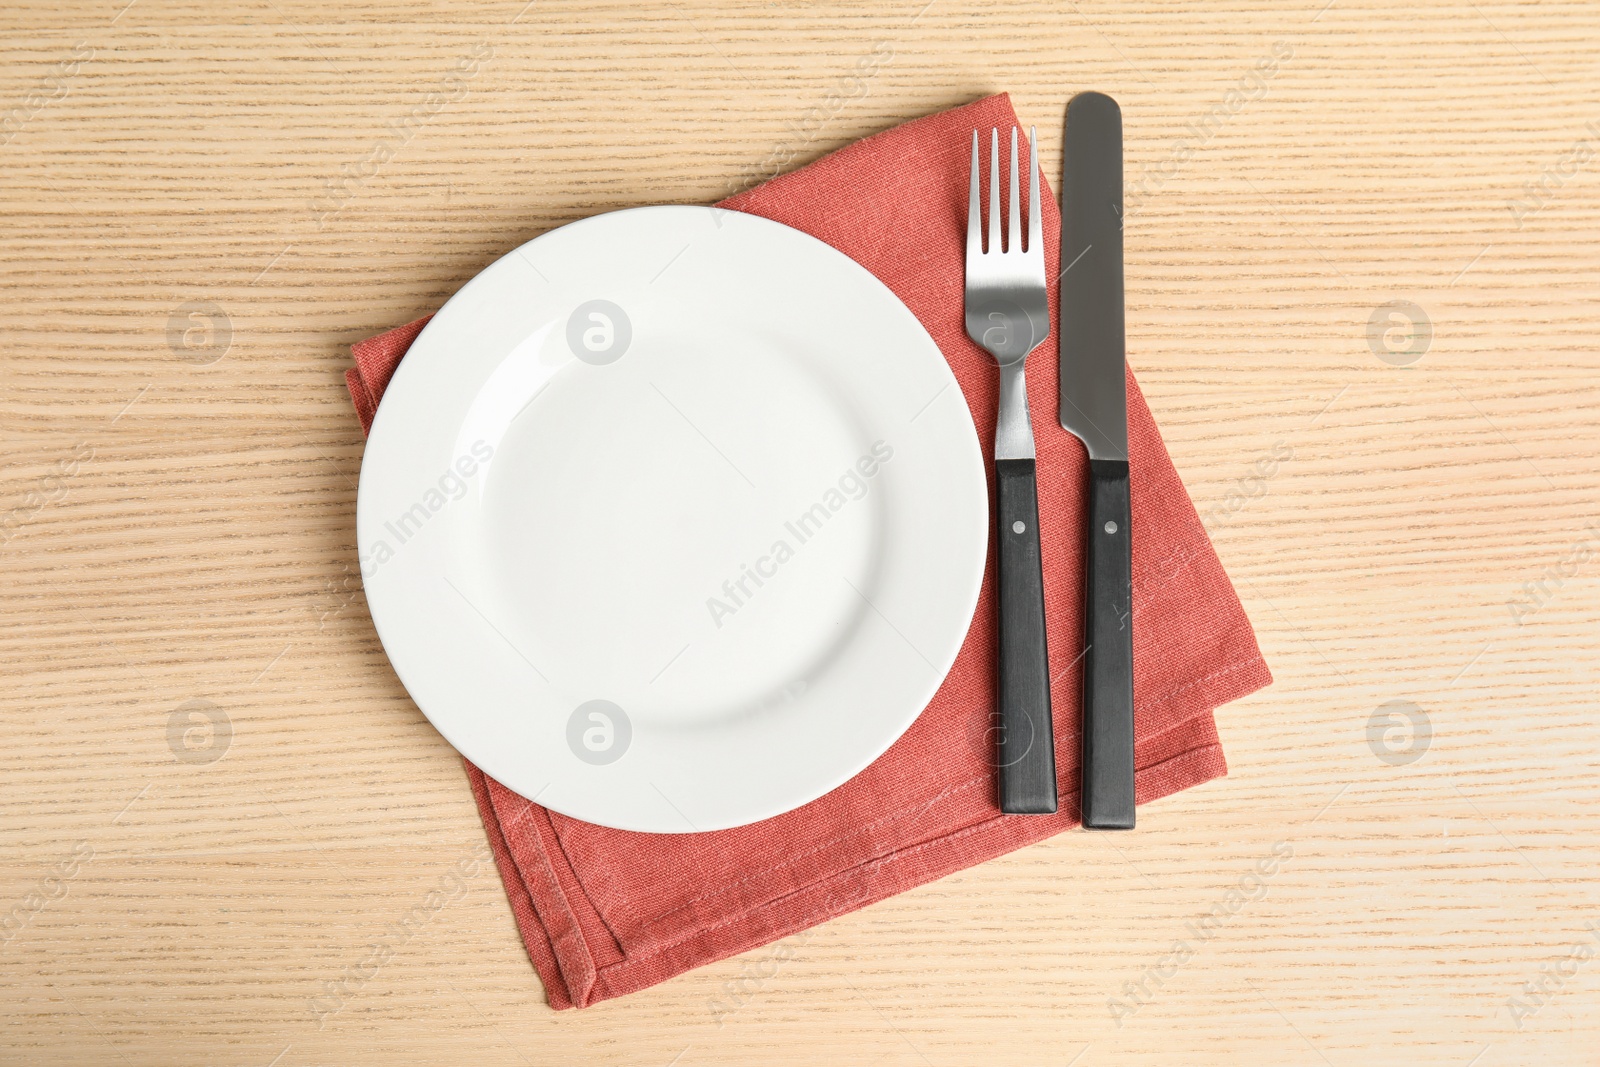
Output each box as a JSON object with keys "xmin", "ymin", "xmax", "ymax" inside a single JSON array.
[{"xmin": 2, "ymin": 1, "xmax": 1597, "ymax": 1063}]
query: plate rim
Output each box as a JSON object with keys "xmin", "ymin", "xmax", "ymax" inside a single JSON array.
[{"xmin": 357, "ymin": 204, "xmax": 988, "ymax": 832}]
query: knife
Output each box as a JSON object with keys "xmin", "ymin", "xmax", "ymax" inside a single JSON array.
[{"xmin": 1060, "ymin": 91, "xmax": 1135, "ymax": 830}]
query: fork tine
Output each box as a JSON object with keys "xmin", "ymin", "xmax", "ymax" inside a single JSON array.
[
  {"xmin": 1027, "ymin": 125, "xmax": 1041, "ymax": 256},
  {"xmin": 988, "ymin": 128, "xmax": 1001, "ymax": 256},
  {"xmin": 968, "ymin": 129, "xmax": 981, "ymax": 257},
  {"xmin": 1008, "ymin": 127, "xmax": 1021, "ymax": 256}
]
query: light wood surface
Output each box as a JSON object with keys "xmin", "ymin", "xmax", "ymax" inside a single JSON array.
[{"xmin": 3, "ymin": 0, "xmax": 1598, "ymax": 1063}]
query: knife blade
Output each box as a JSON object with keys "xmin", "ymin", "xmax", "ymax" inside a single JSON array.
[{"xmin": 1060, "ymin": 91, "xmax": 1135, "ymax": 830}]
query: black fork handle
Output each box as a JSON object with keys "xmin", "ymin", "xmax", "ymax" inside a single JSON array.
[{"xmin": 995, "ymin": 457, "xmax": 1058, "ymax": 814}]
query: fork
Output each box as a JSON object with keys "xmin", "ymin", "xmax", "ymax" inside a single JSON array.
[{"xmin": 964, "ymin": 126, "xmax": 1057, "ymax": 815}]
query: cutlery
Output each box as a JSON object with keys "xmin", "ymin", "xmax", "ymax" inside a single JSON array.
[
  {"xmin": 965, "ymin": 126, "xmax": 1058, "ymax": 815},
  {"xmin": 1060, "ymin": 92, "xmax": 1135, "ymax": 830}
]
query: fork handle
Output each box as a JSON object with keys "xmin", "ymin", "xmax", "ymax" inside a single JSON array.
[
  {"xmin": 995, "ymin": 458, "xmax": 1058, "ymax": 814},
  {"xmin": 1080, "ymin": 459, "xmax": 1135, "ymax": 830}
]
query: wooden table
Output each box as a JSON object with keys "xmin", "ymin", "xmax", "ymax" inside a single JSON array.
[{"xmin": 3, "ymin": 1, "xmax": 1597, "ymax": 1063}]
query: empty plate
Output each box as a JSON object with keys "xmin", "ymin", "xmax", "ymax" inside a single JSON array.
[{"xmin": 358, "ymin": 205, "xmax": 987, "ymax": 832}]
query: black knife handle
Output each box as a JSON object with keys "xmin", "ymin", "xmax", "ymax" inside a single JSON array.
[
  {"xmin": 1081, "ymin": 459, "xmax": 1135, "ymax": 829},
  {"xmin": 995, "ymin": 458, "xmax": 1057, "ymax": 814}
]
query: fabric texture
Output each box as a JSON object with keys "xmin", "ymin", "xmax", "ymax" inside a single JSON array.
[{"xmin": 345, "ymin": 93, "xmax": 1271, "ymax": 1009}]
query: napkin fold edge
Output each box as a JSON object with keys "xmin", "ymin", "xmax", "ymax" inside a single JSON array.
[{"xmin": 472, "ymin": 652, "xmax": 1268, "ymax": 1009}]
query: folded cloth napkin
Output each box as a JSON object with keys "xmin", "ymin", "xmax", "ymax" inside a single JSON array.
[{"xmin": 345, "ymin": 92, "xmax": 1271, "ymax": 1009}]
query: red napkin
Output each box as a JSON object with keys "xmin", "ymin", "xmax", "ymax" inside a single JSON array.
[{"xmin": 346, "ymin": 93, "xmax": 1270, "ymax": 1009}]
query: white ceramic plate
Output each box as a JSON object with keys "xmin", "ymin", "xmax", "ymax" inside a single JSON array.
[{"xmin": 358, "ymin": 205, "xmax": 986, "ymax": 833}]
